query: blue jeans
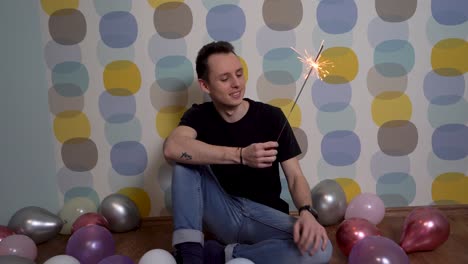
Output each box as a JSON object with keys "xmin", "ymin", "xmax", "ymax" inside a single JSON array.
[{"xmin": 171, "ymin": 164, "xmax": 333, "ymax": 264}]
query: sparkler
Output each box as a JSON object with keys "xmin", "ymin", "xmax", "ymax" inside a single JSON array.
[{"xmin": 276, "ymin": 40, "xmax": 327, "ymax": 141}]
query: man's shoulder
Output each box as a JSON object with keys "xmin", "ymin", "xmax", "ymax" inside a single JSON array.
[
  {"xmin": 187, "ymin": 101, "xmax": 214, "ymax": 113},
  {"xmin": 246, "ymin": 98, "xmax": 280, "ymax": 113}
]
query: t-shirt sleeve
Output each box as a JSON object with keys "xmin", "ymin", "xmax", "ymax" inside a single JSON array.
[
  {"xmin": 178, "ymin": 104, "xmax": 203, "ymax": 134},
  {"xmin": 274, "ymin": 107, "xmax": 302, "ymax": 162}
]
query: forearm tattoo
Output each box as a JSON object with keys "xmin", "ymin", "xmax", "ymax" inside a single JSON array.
[{"xmin": 180, "ymin": 152, "xmax": 192, "ymax": 160}]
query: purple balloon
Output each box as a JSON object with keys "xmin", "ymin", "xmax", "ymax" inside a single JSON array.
[
  {"xmin": 98, "ymin": 255, "xmax": 134, "ymax": 264},
  {"xmin": 349, "ymin": 236, "xmax": 409, "ymax": 264},
  {"xmin": 66, "ymin": 225, "xmax": 115, "ymax": 264}
]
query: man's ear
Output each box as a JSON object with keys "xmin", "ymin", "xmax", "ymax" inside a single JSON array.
[{"xmin": 198, "ymin": 79, "xmax": 210, "ymax": 94}]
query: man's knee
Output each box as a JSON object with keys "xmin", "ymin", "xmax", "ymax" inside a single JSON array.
[
  {"xmin": 301, "ymin": 240, "xmax": 333, "ymax": 264},
  {"xmin": 172, "ymin": 163, "xmax": 201, "ymax": 182}
]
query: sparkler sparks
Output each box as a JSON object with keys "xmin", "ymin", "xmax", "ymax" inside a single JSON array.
[
  {"xmin": 276, "ymin": 40, "xmax": 331, "ymax": 141},
  {"xmin": 291, "ymin": 40, "xmax": 333, "ymax": 80}
]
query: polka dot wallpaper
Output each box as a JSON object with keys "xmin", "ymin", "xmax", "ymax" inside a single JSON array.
[{"xmin": 38, "ymin": 0, "xmax": 467, "ymax": 216}]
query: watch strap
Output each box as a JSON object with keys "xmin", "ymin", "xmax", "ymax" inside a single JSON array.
[{"xmin": 298, "ymin": 205, "xmax": 319, "ymax": 219}]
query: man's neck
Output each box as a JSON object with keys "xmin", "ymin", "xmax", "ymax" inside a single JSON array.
[{"xmin": 214, "ymin": 99, "xmax": 249, "ymax": 123}]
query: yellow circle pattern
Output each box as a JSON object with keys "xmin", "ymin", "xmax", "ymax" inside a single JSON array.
[
  {"xmin": 267, "ymin": 98, "xmax": 302, "ymax": 128},
  {"xmin": 239, "ymin": 56, "xmax": 249, "ymax": 81},
  {"xmin": 53, "ymin": 111, "xmax": 91, "ymax": 143},
  {"xmin": 319, "ymin": 47, "xmax": 359, "ymax": 84},
  {"xmin": 371, "ymin": 92, "xmax": 412, "ymax": 126},
  {"xmin": 103, "ymin": 60, "xmax": 142, "ymax": 96},
  {"xmin": 118, "ymin": 187, "xmax": 151, "ymax": 217},
  {"xmin": 41, "ymin": 0, "xmax": 79, "ymax": 15},
  {"xmin": 432, "ymin": 172, "xmax": 468, "ymax": 204},
  {"xmin": 147, "ymin": 0, "xmax": 184, "ymax": 8},
  {"xmin": 334, "ymin": 178, "xmax": 361, "ymax": 203},
  {"xmin": 156, "ymin": 105, "xmax": 187, "ymax": 138},
  {"xmin": 431, "ymin": 38, "xmax": 468, "ymax": 76}
]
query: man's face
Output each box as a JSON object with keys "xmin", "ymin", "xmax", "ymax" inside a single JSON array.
[{"xmin": 200, "ymin": 52, "xmax": 246, "ymax": 108}]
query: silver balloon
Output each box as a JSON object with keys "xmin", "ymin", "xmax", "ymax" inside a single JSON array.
[
  {"xmin": 8, "ymin": 206, "xmax": 63, "ymax": 244},
  {"xmin": 98, "ymin": 193, "xmax": 140, "ymax": 232},
  {"xmin": 311, "ymin": 179, "xmax": 347, "ymax": 226},
  {"xmin": 0, "ymin": 255, "xmax": 36, "ymax": 264}
]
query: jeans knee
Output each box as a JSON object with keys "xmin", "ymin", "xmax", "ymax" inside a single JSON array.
[
  {"xmin": 172, "ymin": 163, "xmax": 200, "ymax": 184},
  {"xmin": 307, "ymin": 240, "xmax": 333, "ymax": 264}
]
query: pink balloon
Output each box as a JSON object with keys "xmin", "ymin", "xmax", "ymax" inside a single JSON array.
[
  {"xmin": 66, "ymin": 225, "xmax": 115, "ymax": 264},
  {"xmin": 0, "ymin": 234, "xmax": 37, "ymax": 260},
  {"xmin": 345, "ymin": 193, "xmax": 385, "ymax": 225},
  {"xmin": 0, "ymin": 225, "xmax": 15, "ymax": 242},
  {"xmin": 349, "ymin": 236, "xmax": 409, "ymax": 264},
  {"xmin": 336, "ymin": 218, "xmax": 382, "ymax": 256},
  {"xmin": 400, "ymin": 206, "xmax": 450, "ymax": 253},
  {"xmin": 71, "ymin": 212, "xmax": 110, "ymax": 234}
]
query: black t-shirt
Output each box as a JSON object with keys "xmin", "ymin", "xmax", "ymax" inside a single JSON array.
[{"xmin": 179, "ymin": 98, "xmax": 301, "ymax": 213}]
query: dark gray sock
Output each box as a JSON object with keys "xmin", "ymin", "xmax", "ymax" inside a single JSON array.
[
  {"xmin": 175, "ymin": 242, "xmax": 203, "ymax": 264},
  {"xmin": 204, "ymin": 240, "xmax": 225, "ymax": 264}
]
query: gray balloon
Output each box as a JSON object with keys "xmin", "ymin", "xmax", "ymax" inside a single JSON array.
[
  {"xmin": 311, "ymin": 179, "xmax": 347, "ymax": 226},
  {"xmin": 0, "ymin": 255, "xmax": 36, "ymax": 264},
  {"xmin": 8, "ymin": 206, "xmax": 63, "ymax": 244},
  {"xmin": 98, "ymin": 193, "xmax": 140, "ymax": 232}
]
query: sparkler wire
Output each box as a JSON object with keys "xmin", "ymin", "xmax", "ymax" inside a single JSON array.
[{"xmin": 276, "ymin": 42, "xmax": 325, "ymax": 141}]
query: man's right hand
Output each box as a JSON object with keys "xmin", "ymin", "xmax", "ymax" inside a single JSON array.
[{"xmin": 241, "ymin": 141, "xmax": 278, "ymax": 168}]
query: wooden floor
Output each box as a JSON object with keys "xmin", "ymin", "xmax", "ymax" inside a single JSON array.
[{"xmin": 36, "ymin": 204, "xmax": 468, "ymax": 263}]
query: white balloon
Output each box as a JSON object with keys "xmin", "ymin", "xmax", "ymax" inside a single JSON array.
[
  {"xmin": 226, "ymin": 258, "xmax": 255, "ymax": 264},
  {"xmin": 43, "ymin": 255, "xmax": 80, "ymax": 264},
  {"xmin": 139, "ymin": 249, "xmax": 176, "ymax": 264}
]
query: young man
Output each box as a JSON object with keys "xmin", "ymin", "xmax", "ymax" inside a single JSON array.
[{"xmin": 163, "ymin": 41, "xmax": 332, "ymax": 264}]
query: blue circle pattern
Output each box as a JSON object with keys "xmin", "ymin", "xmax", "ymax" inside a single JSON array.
[
  {"xmin": 367, "ymin": 18, "xmax": 409, "ymax": 48},
  {"xmin": 64, "ymin": 187, "xmax": 100, "ymax": 208},
  {"xmin": 431, "ymin": 0, "xmax": 468, "ymax": 25},
  {"xmin": 321, "ymin": 130, "xmax": 361, "ymax": 166},
  {"xmin": 111, "ymin": 141, "xmax": 148, "ymax": 176},
  {"xmin": 432, "ymin": 124, "xmax": 468, "ymax": 160},
  {"xmin": 256, "ymin": 26, "xmax": 296, "ymax": 56},
  {"xmin": 94, "ymin": 0, "xmax": 132, "ymax": 17},
  {"xmin": 105, "ymin": 118, "xmax": 142, "ymax": 145},
  {"xmin": 424, "ymin": 71, "xmax": 465, "ymax": 105},
  {"xmin": 376, "ymin": 172, "xmax": 416, "ymax": 206},
  {"xmin": 374, "ymin": 40, "xmax": 415, "ymax": 77},
  {"xmin": 100, "ymin": 11, "xmax": 138, "ymax": 48},
  {"xmin": 311, "ymin": 81, "xmax": 352, "ymax": 112},
  {"xmin": 317, "ymin": 0, "xmax": 358, "ymax": 34},
  {"xmin": 263, "ymin": 48, "xmax": 302, "ymax": 85},
  {"xmin": 206, "ymin": 5, "xmax": 246, "ymax": 41},
  {"xmin": 155, "ymin": 56, "xmax": 194, "ymax": 92},
  {"xmin": 96, "ymin": 5, "xmax": 148, "ymax": 180},
  {"xmin": 148, "ymin": 35, "xmax": 187, "ymax": 64},
  {"xmin": 99, "ymin": 91, "xmax": 136, "ymax": 123},
  {"xmin": 52, "ymin": 62, "xmax": 89, "ymax": 97}
]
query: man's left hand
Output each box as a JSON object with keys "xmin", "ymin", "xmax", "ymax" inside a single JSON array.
[{"xmin": 293, "ymin": 211, "xmax": 329, "ymax": 255}]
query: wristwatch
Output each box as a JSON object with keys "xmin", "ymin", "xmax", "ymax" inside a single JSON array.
[{"xmin": 298, "ymin": 205, "xmax": 319, "ymax": 219}]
